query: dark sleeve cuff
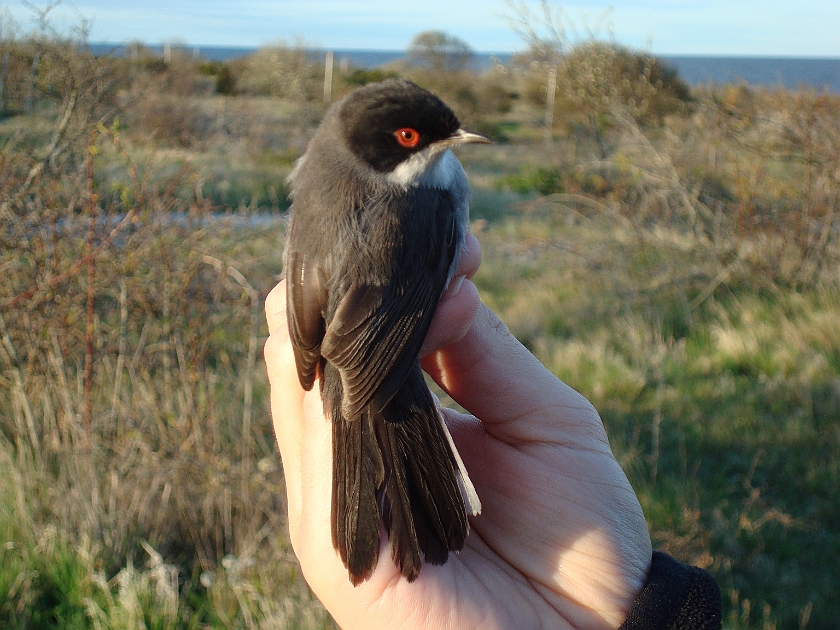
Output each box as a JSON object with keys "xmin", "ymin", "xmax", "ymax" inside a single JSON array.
[{"xmin": 618, "ymin": 551, "xmax": 722, "ymax": 630}]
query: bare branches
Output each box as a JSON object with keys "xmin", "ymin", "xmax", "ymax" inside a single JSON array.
[
  {"xmin": 505, "ymin": 0, "xmax": 615, "ymax": 67},
  {"xmin": 21, "ymin": 88, "xmax": 77, "ymax": 190},
  {"xmin": 505, "ymin": 0, "xmax": 567, "ymax": 66},
  {"xmin": 1, "ymin": 206, "xmax": 137, "ymax": 311}
]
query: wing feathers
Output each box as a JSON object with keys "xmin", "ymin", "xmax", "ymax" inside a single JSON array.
[
  {"xmin": 287, "ymin": 183, "xmax": 476, "ymax": 584},
  {"xmin": 285, "ymin": 250, "xmax": 325, "ymax": 391}
]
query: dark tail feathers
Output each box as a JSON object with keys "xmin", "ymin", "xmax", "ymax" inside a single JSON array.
[{"xmin": 325, "ymin": 361, "xmax": 472, "ymax": 584}]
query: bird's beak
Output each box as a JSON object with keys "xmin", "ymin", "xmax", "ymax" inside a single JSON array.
[{"xmin": 440, "ymin": 128, "xmax": 493, "ymax": 148}]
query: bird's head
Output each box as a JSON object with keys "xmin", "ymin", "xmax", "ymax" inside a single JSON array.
[{"xmin": 338, "ymin": 79, "xmax": 491, "ymax": 184}]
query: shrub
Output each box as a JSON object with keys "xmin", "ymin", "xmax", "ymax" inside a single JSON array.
[
  {"xmin": 199, "ymin": 60, "xmax": 236, "ymax": 95},
  {"xmin": 407, "ymin": 30, "xmax": 473, "ymax": 73},
  {"xmin": 552, "ymin": 42, "xmax": 691, "ymax": 146},
  {"xmin": 341, "ymin": 67, "xmax": 400, "ymax": 87},
  {"xmin": 232, "ymin": 44, "xmax": 321, "ymax": 100}
]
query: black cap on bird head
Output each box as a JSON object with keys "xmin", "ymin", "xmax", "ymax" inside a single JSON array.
[{"xmin": 338, "ymin": 79, "xmax": 486, "ymax": 174}]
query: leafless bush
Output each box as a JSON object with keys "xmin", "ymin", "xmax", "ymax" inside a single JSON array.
[
  {"xmin": 732, "ymin": 90, "xmax": 840, "ymax": 287},
  {"xmin": 1, "ymin": 120, "xmax": 283, "ymax": 560},
  {"xmin": 1, "ymin": 44, "xmax": 118, "ymax": 183},
  {"xmin": 0, "ymin": 28, "xmax": 303, "ymax": 618},
  {"xmin": 507, "ymin": 1, "xmax": 690, "ymax": 159},
  {"xmin": 128, "ymin": 93, "xmax": 216, "ymax": 147}
]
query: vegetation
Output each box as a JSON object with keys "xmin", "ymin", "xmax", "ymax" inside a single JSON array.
[
  {"xmin": 1, "ymin": 6, "xmax": 839, "ymax": 629},
  {"xmin": 406, "ymin": 30, "xmax": 474, "ymax": 73}
]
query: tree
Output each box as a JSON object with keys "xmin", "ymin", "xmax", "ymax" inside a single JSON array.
[{"xmin": 407, "ymin": 30, "xmax": 473, "ymax": 73}]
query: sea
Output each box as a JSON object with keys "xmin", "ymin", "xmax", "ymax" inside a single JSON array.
[{"xmin": 90, "ymin": 44, "xmax": 840, "ymax": 93}]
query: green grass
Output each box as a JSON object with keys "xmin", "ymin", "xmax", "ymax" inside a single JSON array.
[
  {"xmin": 474, "ymin": 212, "xmax": 839, "ymax": 629},
  {"xmin": 3, "ymin": 35, "xmax": 840, "ymax": 628}
]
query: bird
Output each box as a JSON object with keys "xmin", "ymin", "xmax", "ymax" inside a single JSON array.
[{"xmin": 284, "ymin": 78, "xmax": 489, "ymax": 585}]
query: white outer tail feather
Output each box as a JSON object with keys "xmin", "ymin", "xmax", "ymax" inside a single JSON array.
[{"xmin": 436, "ymin": 408, "xmax": 482, "ymax": 516}]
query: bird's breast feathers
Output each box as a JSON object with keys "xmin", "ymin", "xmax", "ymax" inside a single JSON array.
[{"xmin": 387, "ymin": 149, "xmax": 466, "ymax": 191}]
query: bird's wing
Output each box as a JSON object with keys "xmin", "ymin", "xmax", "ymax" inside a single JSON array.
[
  {"xmin": 320, "ymin": 187, "xmax": 460, "ymax": 418},
  {"xmin": 285, "ymin": 246, "xmax": 328, "ymax": 391}
]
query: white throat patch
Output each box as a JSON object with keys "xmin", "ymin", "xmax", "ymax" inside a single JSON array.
[{"xmin": 386, "ymin": 148, "xmax": 464, "ymax": 190}]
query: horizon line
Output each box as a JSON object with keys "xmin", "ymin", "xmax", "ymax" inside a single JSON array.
[{"xmin": 87, "ymin": 42, "xmax": 840, "ymax": 61}]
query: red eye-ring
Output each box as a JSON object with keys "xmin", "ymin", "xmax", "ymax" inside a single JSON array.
[{"xmin": 395, "ymin": 127, "xmax": 421, "ymax": 148}]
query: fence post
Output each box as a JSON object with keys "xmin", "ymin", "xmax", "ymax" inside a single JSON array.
[
  {"xmin": 323, "ymin": 50, "xmax": 334, "ymax": 104},
  {"xmin": 0, "ymin": 51, "xmax": 9, "ymax": 113},
  {"xmin": 544, "ymin": 66, "xmax": 557, "ymax": 143},
  {"xmin": 26, "ymin": 51, "xmax": 40, "ymax": 113}
]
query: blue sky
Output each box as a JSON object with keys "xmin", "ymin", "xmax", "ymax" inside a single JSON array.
[{"xmin": 4, "ymin": 1, "xmax": 839, "ymax": 57}]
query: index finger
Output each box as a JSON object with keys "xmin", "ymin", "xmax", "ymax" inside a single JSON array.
[
  {"xmin": 265, "ymin": 281, "xmax": 287, "ymax": 335},
  {"xmin": 422, "ymin": 303, "xmax": 607, "ymax": 446}
]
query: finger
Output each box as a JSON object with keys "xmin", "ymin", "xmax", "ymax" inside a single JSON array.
[
  {"xmin": 422, "ymin": 303, "xmax": 606, "ymax": 444},
  {"xmin": 420, "ymin": 232, "xmax": 482, "ymax": 357},
  {"xmin": 265, "ymin": 281, "xmax": 287, "ymax": 335},
  {"xmin": 420, "ymin": 278, "xmax": 480, "ymax": 357},
  {"xmin": 263, "ymin": 279, "xmax": 328, "ymax": 549},
  {"xmin": 457, "ymin": 231, "xmax": 482, "ymax": 279},
  {"xmin": 263, "ymin": 293, "xmax": 304, "ymax": 502},
  {"xmin": 267, "ymin": 338, "xmax": 349, "ymax": 594}
]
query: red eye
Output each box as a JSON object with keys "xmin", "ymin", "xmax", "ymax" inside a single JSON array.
[{"xmin": 395, "ymin": 127, "xmax": 420, "ymax": 148}]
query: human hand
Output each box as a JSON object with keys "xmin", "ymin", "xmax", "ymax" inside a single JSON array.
[{"xmin": 264, "ymin": 232, "xmax": 652, "ymax": 630}]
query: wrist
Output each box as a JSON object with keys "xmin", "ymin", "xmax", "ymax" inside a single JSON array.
[
  {"xmin": 617, "ymin": 552, "xmax": 723, "ymax": 630},
  {"xmin": 561, "ymin": 532, "xmax": 652, "ymax": 628}
]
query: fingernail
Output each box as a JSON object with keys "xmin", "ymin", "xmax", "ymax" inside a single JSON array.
[{"xmin": 443, "ymin": 275, "xmax": 465, "ymax": 300}]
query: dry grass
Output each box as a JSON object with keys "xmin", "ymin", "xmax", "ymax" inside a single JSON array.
[
  {"xmin": 0, "ymin": 86, "xmax": 331, "ymax": 623},
  {"xmin": 472, "ymin": 85, "xmax": 840, "ymax": 630},
  {"xmin": 2, "ymin": 25, "xmax": 840, "ymax": 628}
]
